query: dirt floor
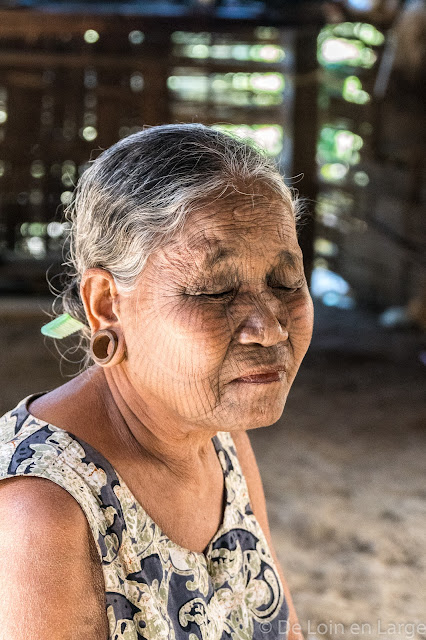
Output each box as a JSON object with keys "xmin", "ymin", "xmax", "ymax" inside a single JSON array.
[{"xmin": 1, "ymin": 298, "xmax": 425, "ymax": 640}]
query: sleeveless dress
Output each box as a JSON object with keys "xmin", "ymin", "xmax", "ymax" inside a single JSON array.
[{"xmin": 0, "ymin": 391, "xmax": 290, "ymax": 640}]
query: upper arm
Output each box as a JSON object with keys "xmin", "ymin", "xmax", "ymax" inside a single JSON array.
[
  {"xmin": 231, "ymin": 430, "xmax": 304, "ymax": 640},
  {"xmin": 0, "ymin": 476, "xmax": 108, "ymax": 640}
]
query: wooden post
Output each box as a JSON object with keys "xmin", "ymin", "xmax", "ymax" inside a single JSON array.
[{"xmin": 292, "ymin": 26, "xmax": 319, "ymax": 287}]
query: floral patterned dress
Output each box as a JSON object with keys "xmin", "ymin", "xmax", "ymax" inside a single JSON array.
[{"xmin": 0, "ymin": 392, "xmax": 289, "ymax": 640}]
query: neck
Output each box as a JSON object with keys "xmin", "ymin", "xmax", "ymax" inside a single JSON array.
[{"xmin": 87, "ymin": 365, "xmax": 218, "ymax": 488}]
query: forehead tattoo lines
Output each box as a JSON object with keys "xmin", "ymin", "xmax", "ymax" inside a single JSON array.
[
  {"xmin": 196, "ymin": 243, "xmax": 301, "ymax": 271},
  {"xmin": 177, "ymin": 193, "xmax": 298, "ymax": 270}
]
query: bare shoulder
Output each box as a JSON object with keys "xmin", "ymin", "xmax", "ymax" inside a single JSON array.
[
  {"xmin": 0, "ymin": 476, "xmax": 108, "ymax": 639},
  {"xmin": 230, "ymin": 429, "xmax": 305, "ymax": 640}
]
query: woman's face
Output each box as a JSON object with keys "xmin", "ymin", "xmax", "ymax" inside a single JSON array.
[{"xmin": 119, "ymin": 186, "xmax": 314, "ymax": 432}]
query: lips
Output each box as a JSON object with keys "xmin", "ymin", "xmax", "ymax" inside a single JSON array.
[{"xmin": 232, "ymin": 370, "xmax": 285, "ymax": 383}]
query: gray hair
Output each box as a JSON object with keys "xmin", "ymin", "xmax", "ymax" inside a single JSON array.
[{"xmin": 50, "ymin": 123, "xmax": 303, "ymax": 372}]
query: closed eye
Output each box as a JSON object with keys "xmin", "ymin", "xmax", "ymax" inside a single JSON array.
[
  {"xmin": 272, "ymin": 285, "xmax": 303, "ymax": 293},
  {"xmin": 195, "ymin": 289, "xmax": 235, "ymax": 299},
  {"xmin": 190, "ymin": 278, "xmax": 305, "ymax": 299}
]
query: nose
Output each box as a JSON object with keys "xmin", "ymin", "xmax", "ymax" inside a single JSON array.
[{"xmin": 235, "ymin": 292, "xmax": 289, "ymax": 347}]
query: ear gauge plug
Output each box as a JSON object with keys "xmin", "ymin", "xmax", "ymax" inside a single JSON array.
[{"xmin": 90, "ymin": 328, "xmax": 126, "ymax": 367}]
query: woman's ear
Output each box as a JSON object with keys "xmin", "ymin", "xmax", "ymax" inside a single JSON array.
[{"xmin": 80, "ymin": 268, "xmax": 121, "ymax": 333}]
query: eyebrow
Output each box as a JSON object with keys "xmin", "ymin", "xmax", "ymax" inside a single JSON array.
[{"xmin": 200, "ymin": 245, "xmax": 299, "ymax": 269}]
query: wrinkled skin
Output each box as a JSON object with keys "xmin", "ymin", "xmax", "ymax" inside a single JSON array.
[{"xmin": 80, "ymin": 184, "xmax": 314, "ymax": 482}]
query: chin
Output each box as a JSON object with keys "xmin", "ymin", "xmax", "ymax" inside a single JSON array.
[{"xmin": 227, "ymin": 395, "xmax": 287, "ymax": 431}]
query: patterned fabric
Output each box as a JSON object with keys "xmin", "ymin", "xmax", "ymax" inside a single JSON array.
[{"xmin": 0, "ymin": 392, "xmax": 289, "ymax": 639}]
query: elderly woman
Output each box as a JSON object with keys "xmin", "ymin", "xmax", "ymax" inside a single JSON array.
[{"xmin": 0, "ymin": 124, "xmax": 313, "ymax": 639}]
